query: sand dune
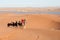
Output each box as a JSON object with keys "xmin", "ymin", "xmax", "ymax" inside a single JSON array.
[
  {"xmin": 0, "ymin": 14, "xmax": 60, "ymax": 40},
  {"xmin": 0, "ymin": 7, "xmax": 60, "ymax": 12}
]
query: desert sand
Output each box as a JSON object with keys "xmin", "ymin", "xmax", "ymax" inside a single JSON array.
[
  {"xmin": 0, "ymin": 13, "xmax": 60, "ymax": 40},
  {"xmin": 0, "ymin": 7, "xmax": 60, "ymax": 12}
]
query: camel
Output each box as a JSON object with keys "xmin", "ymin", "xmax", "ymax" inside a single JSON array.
[
  {"xmin": 7, "ymin": 21, "xmax": 18, "ymax": 27},
  {"xmin": 7, "ymin": 19, "xmax": 26, "ymax": 28}
]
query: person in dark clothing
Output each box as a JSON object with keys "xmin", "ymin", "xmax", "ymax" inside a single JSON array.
[
  {"xmin": 18, "ymin": 21, "xmax": 23, "ymax": 26},
  {"xmin": 14, "ymin": 21, "xmax": 18, "ymax": 27}
]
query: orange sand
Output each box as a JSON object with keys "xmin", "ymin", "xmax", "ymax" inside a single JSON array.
[{"xmin": 0, "ymin": 13, "xmax": 60, "ymax": 40}]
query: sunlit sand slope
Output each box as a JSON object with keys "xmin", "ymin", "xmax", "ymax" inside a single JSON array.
[{"xmin": 0, "ymin": 14, "xmax": 60, "ymax": 40}]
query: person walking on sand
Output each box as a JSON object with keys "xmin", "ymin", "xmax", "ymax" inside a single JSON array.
[
  {"xmin": 21, "ymin": 19, "xmax": 26, "ymax": 26},
  {"xmin": 17, "ymin": 19, "xmax": 26, "ymax": 29},
  {"xmin": 18, "ymin": 21, "xmax": 22, "ymax": 26}
]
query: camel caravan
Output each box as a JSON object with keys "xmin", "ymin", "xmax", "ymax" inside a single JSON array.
[{"xmin": 7, "ymin": 19, "xmax": 26, "ymax": 28}]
